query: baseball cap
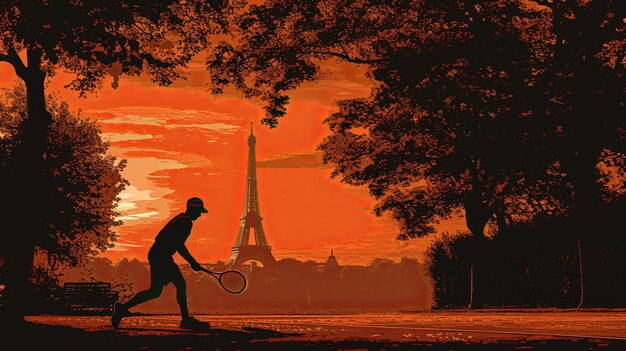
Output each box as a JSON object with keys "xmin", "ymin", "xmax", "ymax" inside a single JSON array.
[{"xmin": 187, "ymin": 197, "xmax": 208, "ymax": 213}]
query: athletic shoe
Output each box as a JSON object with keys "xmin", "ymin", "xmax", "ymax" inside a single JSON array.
[
  {"xmin": 180, "ymin": 316, "xmax": 211, "ymax": 331},
  {"xmin": 111, "ymin": 302, "xmax": 128, "ymax": 328}
]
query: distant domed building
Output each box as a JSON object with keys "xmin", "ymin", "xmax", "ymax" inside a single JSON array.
[{"xmin": 324, "ymin": 249, "xmax": 340, "ymax": 272}]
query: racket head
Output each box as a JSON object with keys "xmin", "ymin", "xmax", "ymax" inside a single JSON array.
[{"xmin": 218, "ymin": 270, "xmax": 247, "ymax": 294}]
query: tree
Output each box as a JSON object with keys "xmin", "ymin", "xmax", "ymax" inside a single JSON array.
[
  {"xmin": 0, "ymin": 0, "xmax": 238, "ymax": 322},
  {"xmin": 0, "ymin": 85, "xmax": 127, "ymax": 312},
  {"xmin": 529, "ymin": 0, "xmax": 625, "ymax": 307}
]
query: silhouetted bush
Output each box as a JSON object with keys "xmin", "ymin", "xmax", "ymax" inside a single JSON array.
[{"xmin": 425, "ymin": 201, "xmax": 626, "ymax": 308}]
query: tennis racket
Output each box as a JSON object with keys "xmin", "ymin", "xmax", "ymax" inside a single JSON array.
[{"xmin": 199, "ymin": 267, "xmax": 247, "ymax": 294}]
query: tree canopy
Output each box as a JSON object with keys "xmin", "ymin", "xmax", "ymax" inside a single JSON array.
[
  {"xmin": 0, "ymin": 0, "xmax": 239, "ymax": 92},
  {"xmin": 0, "ymin": 85, "xmax": 127, "ymax": 268},
  {"xmin": 206, "ymin": 0, "xmax": 624, "ymax": 241}
]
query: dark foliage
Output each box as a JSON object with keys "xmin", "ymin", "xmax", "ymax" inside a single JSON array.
[
  {"xmin": 0, "ymin": 86, "xmax": 127, "ymax": 266},
  {"xmin": 426, "ymin": 201, "xmax": 626, "ymax": 308}
]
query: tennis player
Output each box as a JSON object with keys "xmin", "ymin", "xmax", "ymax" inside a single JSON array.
[{"xmin": 111, "ymin": 197, "xmax": 211, "ymax": 331}]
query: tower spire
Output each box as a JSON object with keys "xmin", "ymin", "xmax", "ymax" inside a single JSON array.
[{"xmin": 227, "ymin": 124, "xmax": 276, "ymax": 267}]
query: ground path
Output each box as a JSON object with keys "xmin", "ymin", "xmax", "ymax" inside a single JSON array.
[{"xmin": 17, "ymin": 311, "xmax": 626, "ymax": 350}]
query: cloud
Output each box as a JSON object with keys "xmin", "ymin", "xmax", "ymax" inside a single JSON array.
[
  {"xmin": 165, "ymin": 122, "xmax": 240, "ymax": 132},
  {"xmin": 118, "ymin": 148, "xmax": 215, "ymax": 168},
  {"xmin": 108, "ymin": 246, "xmax": 129, "ymax": 252},
  {"xmin": 117, "ymin": 211, "xmax": 160, "ymax": 221},
  {"xmin": 97, "ymin": 115, "xmax": 163, "ymax": 126},
  {"xmin": 109, "ymin": 242, "xmax": 144, "ymax": 252},
  {"xmin": 113, "ymin": 156, "xmax": 188, "ymax": 225},
  {"xmin": 257, "ymin": 152, "xmax": 330, "ymax": 169},
  {"xmin": 89, "ymin": 106, "xmax": 242, "ymax": 127},
  {"xmin": 117, "ymin": 184, "xmax": 158, "ymax": 212},
  {"xmin": 103, "ymin": 132, "xmax": 155, "ymax": 143}
]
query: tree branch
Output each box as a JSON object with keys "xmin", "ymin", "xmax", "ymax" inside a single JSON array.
[
  {"xmin": 0, "ymin": 48, "xmax": 28, "ymax": 78},
  {"xmin": 337, "ymin": 41, "xmax": 351, "ymax": 59},
  {"xmin": 256, "ymin": 45, "xmax": 387, "ymax": 65},
  {"xmin": 312, "ymin": 50, "xmax": 387, "ymax": 64}
]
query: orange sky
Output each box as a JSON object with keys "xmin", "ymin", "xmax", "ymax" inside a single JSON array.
[{"xmin": 0, "ymin": 57, "xmax": 466, "ymax": 266}]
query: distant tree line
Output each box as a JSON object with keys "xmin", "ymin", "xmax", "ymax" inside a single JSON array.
[{"xmin": 31, "ymin": 257, "xmax": 431, "ymax": 314}]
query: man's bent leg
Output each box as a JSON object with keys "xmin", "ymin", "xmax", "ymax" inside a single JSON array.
[
  {"xmin": 112, "ymin": 283, "xmax": 164, "ymax": 328},
  {"xmin": 112, "ymin": 266, "xmax": 165, "ymax": 328},
  {"xmin": 124, "ymin": 258, "xmax": 167, "ymax": 310},
  {"xmin": 123, "ymin": 283, "xmax": 164, "ymax": 310}
]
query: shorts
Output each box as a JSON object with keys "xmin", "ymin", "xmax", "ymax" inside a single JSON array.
[{"xmin": 148, "ymin": 246, "xmax": 183, "ymax": 286}]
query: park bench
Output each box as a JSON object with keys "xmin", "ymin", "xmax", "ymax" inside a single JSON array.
[{"xmin": 64, "ymin": 282, "xmax": 119, "ymax": 313}]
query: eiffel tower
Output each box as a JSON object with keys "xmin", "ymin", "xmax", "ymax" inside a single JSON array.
[{"xmin": 227, "ymin": 123, "xmax": 277, "ymax": 267}]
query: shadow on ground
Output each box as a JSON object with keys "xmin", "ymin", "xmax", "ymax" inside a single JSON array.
[{"xmin": 7, "ymin": 322, "xmax": 625, "ymax": 350}]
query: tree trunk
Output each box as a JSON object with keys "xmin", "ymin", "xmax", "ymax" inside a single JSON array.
[
  {"xmin": 464, "ymin": 199, "xmax": 491, "ymax": 309},
  {"xmin": 564, "ymin": 41, "xmax": 604, "ymax": 308},
  {"xmin": 0, "ymin": 49, "xmax": 51, "ymax": 324},
  {"xmin": 566, "ymin": 148, "xmax": 599, "ymax": 308},
  {"xmin": 468, "ymin": 264, "xmax": 474, "ymax": 310},
  {"xmin": 576, "ymin": 238, "xmax": 584, "ymax": 309}
]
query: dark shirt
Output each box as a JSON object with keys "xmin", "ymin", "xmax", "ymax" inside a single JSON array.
[{"xmin": 151, "ymin": 213, "xmax": 193, "ymax": 256}]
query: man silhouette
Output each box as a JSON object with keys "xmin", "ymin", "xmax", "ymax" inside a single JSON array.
[{"xmin": 111, "ymin": 197, "xmax": 211, "ymax": 331}]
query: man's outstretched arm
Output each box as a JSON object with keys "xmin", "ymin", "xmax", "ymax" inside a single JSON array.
[{"xmin": 178, "ymin": 244, "xmax": 202, "ymax": 271}]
